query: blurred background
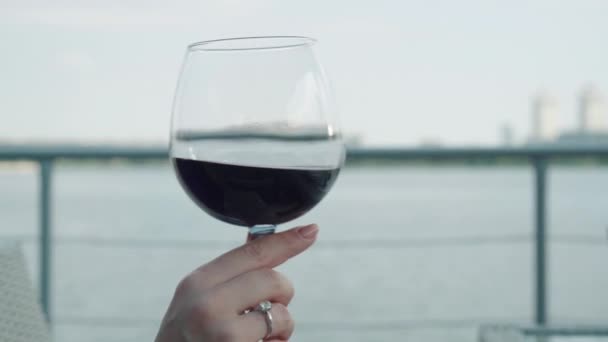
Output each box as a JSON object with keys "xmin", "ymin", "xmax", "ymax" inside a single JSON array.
[{"xmin": 1, "ymin": 1, "xmax": 607, "ymax": 341}]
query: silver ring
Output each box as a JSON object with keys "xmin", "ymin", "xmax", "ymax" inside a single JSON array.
[{"xmin": 254, "ymin": 300, "xmax": 273, "ymax": 340}]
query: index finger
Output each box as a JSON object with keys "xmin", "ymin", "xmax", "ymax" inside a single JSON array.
[{"xmin": 194, "ymin": 224, "xmax": 318, "ymax": 289}]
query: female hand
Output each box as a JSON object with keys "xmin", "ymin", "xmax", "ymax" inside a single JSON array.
[{"xmin": 155, "ymin": 224, "xmax": 319, "ymax": 342}]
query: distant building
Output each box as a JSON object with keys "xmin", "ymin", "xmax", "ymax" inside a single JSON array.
[
  {"xmin": 530, "ymin": 91, "xmax": 558, "ymax": 142},
  {"xmin": 344, "ymin": 134, "xmax": 364, "ymax": 147},
  {"xmin": 556, "ymin": 131, "xmax": 608, "ymax": 147},
  {"xmin": 419, "ymin": 138, "xmax": 443, "ymax": 148},
  {"xmin": 525, "ymin": 84, "xmax": 608, "ymax": 147},
  {"xmin": 551, "ymin": 85, "xmax": 608, "ymax": 147},
  {"xmin": 500, "ymin": 123, "xmax": 514, "ymax": 146},
  {"xmin": 578, "ymin": 84, "xmax": 606, "ymax": 133}
]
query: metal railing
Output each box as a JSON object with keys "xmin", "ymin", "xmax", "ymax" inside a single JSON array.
[
  {"xmin": 1, "ymin": 144, "xmax": 608, "ymax": 328},
  {"xmin": 479, "ymin": 324, "xmax": 608, "ymax": 341}
]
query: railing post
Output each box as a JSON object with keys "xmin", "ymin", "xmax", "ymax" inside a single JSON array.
[
  {"xmin": 39, "ymin": 159, "xmax": 53, "ymax": 323},
  {"xmin": 533, "ymin": 157, "xmax": 548, "ymax": 326}
]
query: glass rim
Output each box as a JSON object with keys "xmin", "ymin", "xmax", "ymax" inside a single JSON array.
[{"xmin": 187, "ymin": 36, "xmax": 317, "ymax": 52}]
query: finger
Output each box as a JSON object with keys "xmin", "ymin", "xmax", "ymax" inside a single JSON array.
[
  {"xmin": 193, "ymin": 224, "xmax": 318, "ymax": 289},
  {"xmin": 211, "ymin": 269, "xmax": 294, "ymax": 314},
  {"xmin": 236, "ymin": 303, "xmax": 294, "ymax": 341}
]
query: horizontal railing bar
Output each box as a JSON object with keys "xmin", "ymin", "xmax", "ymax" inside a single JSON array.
[
  {"xmin": 521, "ymin": 326, "xmax": 608, "ymax": 336},
  {"xmin": 347, "ymin": 146, "xmax": 608, "ymax": 159},
  {"xmin": 42, "ymin": 235, "xmax": 534, "ymax": 248},
  {"xmin": 53, "ymin": 315, "xmax": 525, "ymax": 329},
  {"xmin": 484, "ymin": 324, "xmax": 608, "ymax": 336},
  {"xmin": 1, "ymin": 145, "xmax": 608, "ymax": 160},
  {"xmin": 3, "ymin": 234, "xmax": 604, "ymax": 249},
  {"xmin": 0, "ymin": 144, "xmax": 167, "ymax": 160},
  {"xmin": 53, "ymin": 316, "xmax": 608, "ymax": 331}
]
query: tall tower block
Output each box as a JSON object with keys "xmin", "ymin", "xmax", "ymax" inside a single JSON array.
[
  {"xmin": 531, "ymin": 91, "xmax": 558, "ymax": 142},
  {"xmin": 579, "ymin": 84, "xmax": 606, "ymax": 133}
]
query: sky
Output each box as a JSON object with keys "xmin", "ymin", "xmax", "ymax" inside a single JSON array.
[{"xmin": 1, "ymin": 0, "xmax": 607, "ymax": 146}]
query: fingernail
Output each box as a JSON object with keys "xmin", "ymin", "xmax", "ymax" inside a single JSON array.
[{"xmin": 296, "ymin": 224, "xmax": 319, "ymax": 239}]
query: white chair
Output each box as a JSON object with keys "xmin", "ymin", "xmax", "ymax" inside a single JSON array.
[{"xmin": 0, "ymin": 243, "xmax": 50, "ymax": 342}]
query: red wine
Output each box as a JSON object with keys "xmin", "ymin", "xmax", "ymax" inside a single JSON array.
[{"xmin": 173, "ymin": 158, "xmax": 340, "ymax": 227}]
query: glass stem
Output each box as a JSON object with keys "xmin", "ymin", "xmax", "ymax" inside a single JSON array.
[{"xmin": 248, "ymin": 225, "xmax": 276, "ymax": 240}]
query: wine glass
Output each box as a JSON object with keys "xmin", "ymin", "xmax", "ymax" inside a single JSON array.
[{"xmin": 170, "ymin": 36, "xmax": 344, "ymax": 239}]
